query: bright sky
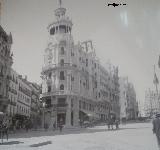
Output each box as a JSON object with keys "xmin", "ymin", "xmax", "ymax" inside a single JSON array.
[{"xmin": 1, "ymin": 0, "xmax": 160, "ymax": 111}]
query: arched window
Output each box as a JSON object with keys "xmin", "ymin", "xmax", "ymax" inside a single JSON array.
[
  {"xmin": 60, "ymin": 84, "xmax": 64, "ymax": 90},
  {"xmin": 48, "ymin": 85, "xmax": 51, "ymax": 92},
  {"xmin": 60, "ymin": 47, "xmax": 65, "ymax": 55},
  {"xmin": 69, "ymin": 27, "xmax": 71, "ymax": 33},
  {"xmin": 49, "ymin": 72, "xmax": 52, "ymax": 79},
  {"xmin": 59, "ymin": 25, "xmax": 66, "ymax": 33},
  {"xmin": 60, "ymin": 59, "xmax": 64, "ymax": 66},
  {"xmin": 50, "ymin": 27, "xmax": 55, "ymax": 35},
  {"xmin": 56, "ymin": 26, "xmax": 58, "ymax": 32}
]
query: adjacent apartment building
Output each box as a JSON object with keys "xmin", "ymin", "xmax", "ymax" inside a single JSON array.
[
  {"xmin": 144, "ymin": 89, "xmax": 159, "ymax": 117},
  {"xmin": 41, "ymin": 3, "xmax": 120, "ymax": 128},
  {"xmin": 119, "ymin": 77, "xmax": 138, "ymax": 121},
  {"xmin": 7, "ymin": 68, "xmax": 41, "ymax": 127},
  {"xmin": 0, "ymin": 25, "xmax": 13, "ymax": 113}
]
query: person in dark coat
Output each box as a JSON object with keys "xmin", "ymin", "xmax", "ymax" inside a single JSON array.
[
  {"xmin": 59, "ymin": 118, "xmax": 63, "ymax": 132},
  {"xmin": 153, "ymin": 113, "xmax": 160, "ymax": 148},
  {"xmin": 53, "ymin": 122, "xmax": 56, "ymax": 131},
  {"xmin": 115, "ymin": 119, "xmax": 119, "ymax": 130}
]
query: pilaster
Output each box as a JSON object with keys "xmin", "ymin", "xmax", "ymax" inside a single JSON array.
[{"xmin": 65, "ymin": 96, "xmax": 71, "ymax": 127}]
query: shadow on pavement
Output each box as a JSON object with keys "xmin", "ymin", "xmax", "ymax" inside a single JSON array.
[
  {"xmin": 118, "ymin": 126, "xmax": 150, "ymax": 130},
  {"xmin": 9, "ymin": 126, "xmax": 151, "ymax": 139},
  {"xmin": 30, "ymin": 141, "xmax": 52, "ymax": 147},
  {"xmin": 0, "ymin": 141, "xmax": 24, "ymax": 145}
]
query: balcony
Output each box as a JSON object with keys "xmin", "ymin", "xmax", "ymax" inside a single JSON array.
[
  {"xmin": 56, "ymin": 103, "xmax": 68, "ymax": 107},
  {"xmin": 9, "ymin": 101, "xmax": 16, "ymax": 106},
  {"xmin": 0, "ymin": 96, "xmax": 9, "ymax": 105},
  {"xmin": 42, "ymin": 90, "xmax": 69, "ymax": 97},
  {"xmin": 42, "ymin": 63, "xmax": 77, "ymax": 73},
  {"xmin": 53, "ymin": 103, "xmax": 68, "ymax": 112}
]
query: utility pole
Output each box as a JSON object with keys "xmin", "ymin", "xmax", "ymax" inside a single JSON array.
[
  {"xmin": 154, "ymin": 65, "xmax": 159, "ymax": 94},
  {"xmin": 153, "ymin": 65, "xmax": 160, "ymax": 113}
]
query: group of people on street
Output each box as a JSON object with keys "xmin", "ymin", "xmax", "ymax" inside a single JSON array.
[
  {"xmin": 0, "ymin": 113, "xmax": 10, "ymax": 143},
  {"xmin": 107, "ymin": 115, "xmax": 120, "ymax": 130},
  {"xmin": 45, "ymin": 118, "xmax": 64, "ymax": 132}
]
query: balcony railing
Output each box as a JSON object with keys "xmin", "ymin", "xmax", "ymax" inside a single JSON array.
[
  {"xmin": 42, "ymin": 63, "xmax": 77, "ymax": 72},
  {"xmin": 9, "ymin": 101, "xmax": 16, "ymax": 106},
  {"xmin": 41, "ymin": 90, "xmax": 81, "ymax": 99},
  {"xmin": 0, "ymin": 96, "xmax": 9, "ymax": 105},
  {"xmin": 42, "ymin": 90, "xmax": 69, "ymax": 97},
  {"xmin": 56, "ymin": 103, "xmax": 68, "ymax": 107},
  {"xmin": 53, "ymin": 103, "xmax": 68, "ymax": 112}
]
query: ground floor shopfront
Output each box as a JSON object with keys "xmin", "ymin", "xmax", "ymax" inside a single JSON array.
[
  {"xmin": 42, "ymin": 94, "xmax": 117, "ymax": 128},
  {"xmin": 42, "ymin": 95, "xmax": 79, "ymax": 129}
]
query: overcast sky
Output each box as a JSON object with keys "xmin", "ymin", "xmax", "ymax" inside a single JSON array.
[{"xmin": 1, "ymin": 0, "xmax": 160, "ymax": 110}]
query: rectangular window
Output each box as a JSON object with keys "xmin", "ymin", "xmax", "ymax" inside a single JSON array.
[
  {"xmin": 58, "ymin": 98, "xmax": 66, "ymax": 105},
  {"xmin": 60, "ymin": 71, "xmax": 65, "ymax": 80},
  {"xmin": 86, "ymin": 59, "xmax": 88, "ymax": 67},
  {"xmin": 48, "ymin": 85, "xmax": 51, "ymax": 92}
]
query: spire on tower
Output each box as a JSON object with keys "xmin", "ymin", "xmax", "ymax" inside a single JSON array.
[
  {"xmin": 59, "ymin": 0, "xmax": 62, "ymax": 8},
  {"xmin": 55, "ymin": 0, "xmax": 66, "ymax": 17}
]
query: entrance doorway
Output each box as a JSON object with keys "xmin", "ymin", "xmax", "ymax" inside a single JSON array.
[
  {"xmin": 71, "ymin": 111, "xmax": 73, "ymax": 126},
  {"xmin": 57, "ymin": 113, "xmax": 66, "ymax": 126}
]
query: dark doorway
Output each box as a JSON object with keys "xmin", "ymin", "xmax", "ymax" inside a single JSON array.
[
  {"xmin": 57, "ymin": 113, "xmax": 66, "ymax": 125},
  {"xmin": 71, "ymin": 111, "xmax": 73, "ymax": 126}
]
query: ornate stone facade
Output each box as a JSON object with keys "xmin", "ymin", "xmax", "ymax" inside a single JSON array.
[
  {"xmin": 0, "ymin": 25, "xmax": 13, "ymax": 113},
  {"xmin": 41, "ymin": 3, "xmax": 120, "ymax": 128}
]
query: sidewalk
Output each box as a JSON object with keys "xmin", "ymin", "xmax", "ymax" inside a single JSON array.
[{"xmin": 8, "ymin": 127, "xmax": 86, "ymax": 139}]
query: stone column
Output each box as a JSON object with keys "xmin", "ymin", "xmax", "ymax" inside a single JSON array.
[
  {"xmin": 49, "ymin": 96, "xmax": 56, "ymax": 129},
  {"xmin": 73, "ymin": 97, "xmax": 79, "ymax": 126},
  {"xmin": 65, "ymin": 96, "xmax": 71, "ymax": 128},
  {"xmin": 45, "ymin": 112, "xmax": 51, "ymax": 129},
  {"xmin": 42, "ymin": 108, "xmax": 45, "ymax": 128},
  {"xmin": 50, "ymin": 111, "xmax": 55, "ymax": 129}
]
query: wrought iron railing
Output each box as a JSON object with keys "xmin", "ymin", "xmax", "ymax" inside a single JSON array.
[{"xmin": 42, "ymin": 63, "xmax": 77, "ymax": 72}]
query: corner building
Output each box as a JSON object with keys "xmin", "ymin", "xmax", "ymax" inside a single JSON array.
[{"xmin": 41, "ymin": 3, "xmax": 120, "ymax": 128}]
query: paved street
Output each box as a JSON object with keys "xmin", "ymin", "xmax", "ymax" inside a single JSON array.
[{"xmin": 0, "ymin": 122, "xmax": 159, "ymax": 150}]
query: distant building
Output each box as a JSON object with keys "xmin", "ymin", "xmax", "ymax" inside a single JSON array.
[
  {"xmin": 119, "ymin": 77, "xmax": 128, "ymax": 120},
  {"xmin": 41, "ymin": 3, "xmax": 120, "ymax": 128},
  {"xmin": 0, "ymin": 25, "xmax": 13, "ymax": 113},
  {"xmin": 119, "ymin": 77, "xmax": 138, "ymax": 121},
  {"xmin": 144, "ymin": 89, "xmax": 160, "ymax": 117},
  {"xmin": 17, "ymin": 75, "xmax": 32, "ymax": 118},
  {"xmin": 8, "ymin": 68, "xmax": 18, "ymax": 117},
  {"xmin": 8, "ymin": 68, "xmax": 42, "ymax": 128},
  {"xmin": 28, "ymin": 82, "xmax": 42, "ymax": 128},
  {"xmin": 126, "ymin": 82, "xmax": 138, "ymax": 120}
]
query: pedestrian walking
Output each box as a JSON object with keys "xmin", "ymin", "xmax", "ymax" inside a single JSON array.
[
  {"xmin": 115, "ymin": 119, "xmax": 119, "ymax": 130},
  {"xmin": 53, "ymin": 122, "xmax": 56, "ymax": 131},
  {"xmin": 59, "ymin": 118, "xmax": 63, "ymax": 132},
  {"xmin": 153, "ymin": 113, "xmax": 160, "ymax": 148}
]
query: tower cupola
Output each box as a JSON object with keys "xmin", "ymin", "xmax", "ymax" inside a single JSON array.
[{"xmin": 48, "ymin": 0, "xmax": 73, "ymax": 36}]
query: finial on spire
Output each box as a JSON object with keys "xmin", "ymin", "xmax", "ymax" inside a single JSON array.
[{"xmin": 59, "ymin": 0, "xmax": 62, "ymax": 7}]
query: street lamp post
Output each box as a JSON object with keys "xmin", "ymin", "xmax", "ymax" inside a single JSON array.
[{"xmin": 42, "ymin": 102, "xmax": 46, "ymax": 129}]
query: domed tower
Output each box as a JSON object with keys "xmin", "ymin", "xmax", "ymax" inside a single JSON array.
[{"xmin": 41, "ymin": 0, "xmax": 78, "ymax": 128}]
